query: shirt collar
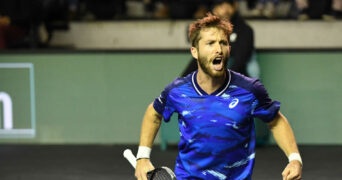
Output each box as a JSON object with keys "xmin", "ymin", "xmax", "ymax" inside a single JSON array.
[{"xmin": 191, "ymin": 69, "xmax": 231, "ymax": 96}]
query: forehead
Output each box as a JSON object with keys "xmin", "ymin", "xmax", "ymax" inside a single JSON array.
[
  {"xmin": 215, "ymin": 2, "xmax": 234, "ymax": 9},
  {"xmin": 199, "ymin": 27, "xmax": 227, "ymax": 41}
]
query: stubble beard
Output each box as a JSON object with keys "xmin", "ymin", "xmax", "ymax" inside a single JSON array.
[{"xmin": 197, "ymin": 54, "xmax": 227, "ymax": 78}]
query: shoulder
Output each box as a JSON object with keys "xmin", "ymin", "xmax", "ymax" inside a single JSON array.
[
  {"xmin": 235, "ymin": 16, "xmax": 253, "ymax": 34},
  {"xmin": 241, "ymin": 23, "xmax": 254, "ymax": 40},
  {"xmin": 163, "ymin": 72, "xmax": 193, "ymax": 93},
  {"xmin": 230, "ymin": 70, "xmax": 267, "ymax": 98},
  {"xmin": 230, "ymin": 70, "xmax": 256, "ymax": 87},
  {"xmin": 245, "ymin": 23, "xmax": 253, "ymax": 33},
  {"xmin": 238, "ymin": 20, "xmax": 254, "ymax": 38}
]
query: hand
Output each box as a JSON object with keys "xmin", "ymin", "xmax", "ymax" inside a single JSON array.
[
  {"xmin": 135, "ymin": 158, "xmax": 155, "ymax": 180},
  {"xmin": 282, "ymin": 160, "xmax": 302, "ymax": 180}
]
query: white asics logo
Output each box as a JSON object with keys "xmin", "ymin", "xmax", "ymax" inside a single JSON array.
[{"xmin": 229, "ymin": 98, "xmax": 239, "ymax": 109}]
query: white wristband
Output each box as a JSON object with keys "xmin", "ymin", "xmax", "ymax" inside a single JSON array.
[
  {"xmin": 288, "ymin": 153, "xmax": 303, "ymax": 166},
  {"xmin": 136, "ymin": 146, "xmax": 151, "ymax": 160}
]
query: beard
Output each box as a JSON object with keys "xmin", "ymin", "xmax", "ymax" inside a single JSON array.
[{"xmin": 197, "ymin": 53, "xmax": 227, "ymax": 78}]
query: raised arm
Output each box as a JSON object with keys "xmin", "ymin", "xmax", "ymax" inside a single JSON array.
[
  {"xmin": 135, "ymin": 103, "xmax": 162, "ymax": 180},
  {"xmin": 268, "ymin": 111, "xmax": 302, "ymax": 180}
]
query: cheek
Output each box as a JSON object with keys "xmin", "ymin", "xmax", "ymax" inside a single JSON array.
[
  {"xmin": 198, "ymin": 52, "xmax": 210, "ymax": 64},
  {"xmin": 198, "ymin": 47, "xmax": 210, "ymax": 57}
]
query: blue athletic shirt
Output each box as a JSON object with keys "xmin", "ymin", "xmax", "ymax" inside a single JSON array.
[{"xmin": 153, "ymin": 70, "xmax": 280, "ymax": 180}]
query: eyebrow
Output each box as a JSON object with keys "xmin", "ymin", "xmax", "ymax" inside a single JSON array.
[{"xmin": 203, "ymin": 39, "xmax": 228, "ymax": 43}]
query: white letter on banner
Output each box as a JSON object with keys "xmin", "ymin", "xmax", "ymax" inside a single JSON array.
[{"xmin": 0, "ymin": 92, "xmax": 13, "ymax": 129}]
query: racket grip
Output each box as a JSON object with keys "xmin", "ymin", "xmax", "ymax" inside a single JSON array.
[{"xmin": 123, "ymin": 149, "xmax": 137, "ymax": 169}]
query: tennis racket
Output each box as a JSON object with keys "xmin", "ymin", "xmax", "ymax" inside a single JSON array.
[{"xmin": 123, "ymin": 149, "xmax": 177, "ymax": 180}]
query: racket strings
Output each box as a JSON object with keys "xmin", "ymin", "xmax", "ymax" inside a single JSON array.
[{"xmin": 147, "ymin": 167, "xmax": 176, "ymax": 180}]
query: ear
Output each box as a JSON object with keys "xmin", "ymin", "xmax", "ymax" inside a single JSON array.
[{"xmin": 190, "ymin": 47, "xmax": 198, "ymax": 60}]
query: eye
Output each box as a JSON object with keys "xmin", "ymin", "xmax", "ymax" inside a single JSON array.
[
  {"xmin": 207, "ymin": 41, "xmax": 215, "ymax": 45},
  {"xmin": 220, "ymin": 40, "xmax": 228, "ymax": 46}
]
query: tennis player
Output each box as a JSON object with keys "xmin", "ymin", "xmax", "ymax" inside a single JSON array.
[{"xmin": 135, "ymin": 13, "xmax": 302, "ymax": 180}]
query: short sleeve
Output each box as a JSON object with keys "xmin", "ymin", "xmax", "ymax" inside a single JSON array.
[
  {"xmin": 251, "ymin": 80, "xmax": 280, "ymax": 123},
  {"xmin": 153, "ymin": 84, "xmax": 176, "ymax": 122}
]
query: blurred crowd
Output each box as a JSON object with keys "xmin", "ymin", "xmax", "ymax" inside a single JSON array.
[
  {"xmin": 1, "ymin": 0, "xmax": 341, "ymax": 49},
  {"xmin": 142, "ymin": 0, "xmax": 342, "ymax": 20},
  {"xmin": 76, "ymin": 0, "xmax": 341, "ymax": 20}
]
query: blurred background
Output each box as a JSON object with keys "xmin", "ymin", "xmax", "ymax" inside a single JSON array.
[{"xmin": 0, "ymin": 0, "xmax": 341, "ymax": 179}]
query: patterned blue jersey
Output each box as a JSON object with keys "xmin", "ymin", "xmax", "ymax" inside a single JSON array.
[{"xmin": 153, "ymin": 70, "xmax": 280, "ymax": 180}]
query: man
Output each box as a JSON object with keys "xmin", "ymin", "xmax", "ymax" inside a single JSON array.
[
  {"xmin": 182, "ymin": 0, "xmax": 255, "ymax": 77},
  {"xmin": 135, "ymin": 13, "xmax": 302, "ymax": 180}
]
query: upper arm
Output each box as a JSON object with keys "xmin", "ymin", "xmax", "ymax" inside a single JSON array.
[
  {"xmin": 251, "ymin": 79, "xmax": 280, "ymax": 123},
  {"xmin": 153, "ymin": 80, "xmax": 182, "ymax": 122},
  {"xmin": 147, "ymin": 103, "xmax": 162, "ymax": 121},
  {"xmin": 267, "ymin": 111, "xmax": 282, "ymax": 128}
]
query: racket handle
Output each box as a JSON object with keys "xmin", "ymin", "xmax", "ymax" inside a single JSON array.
[{"xmin": 123, "ymin": 149, "xmax": 137, "ymax": 169}]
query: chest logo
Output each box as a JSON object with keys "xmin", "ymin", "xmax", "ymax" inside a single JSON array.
[{"xmin": 229, "ymin": 98, "xmax": 239, "ymax": 109}]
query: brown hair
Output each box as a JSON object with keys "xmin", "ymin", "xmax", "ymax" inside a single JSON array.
[{"xmin": 188, "ymin": 13, "xmax": 233, "ymax": 47}]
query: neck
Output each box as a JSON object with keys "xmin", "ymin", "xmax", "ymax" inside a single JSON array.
[{"xmin": 196, "ymin": 69, "xmax": 226, "ymax": 94}]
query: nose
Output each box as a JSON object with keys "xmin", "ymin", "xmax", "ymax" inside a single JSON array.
[{"xmin": 215, "ymin": 43, "xmax": 223, "ymax": 54}]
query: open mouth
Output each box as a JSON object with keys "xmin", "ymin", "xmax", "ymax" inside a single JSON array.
[
  {"xmin": 213, "ymin": 58, "xmax": 222, "ymax": 65},
  {"xmin": 212, "ymin": 57, "xmax": 223, "ymax": 71}
]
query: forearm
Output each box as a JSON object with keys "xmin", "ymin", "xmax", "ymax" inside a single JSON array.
[
  {"xmin": 269, "ymin": 111, "xmax": 300, "ymax": 156},
  {"xmin": 135, "ymin": 103, "xmax": 160, "ymax": 179},
  {"xmin": 270, "ymin": 112, "xmax": 303, "ymax": 179},
  {"xmin": 139, "ymin": 103, "xmax": 162, "ymax": 148}
]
